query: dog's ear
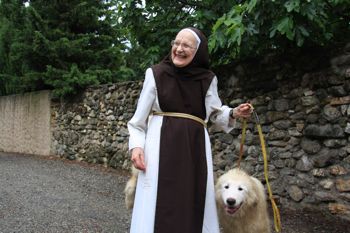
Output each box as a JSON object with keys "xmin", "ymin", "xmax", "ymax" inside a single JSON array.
[
  {"xmin": 247, "ymin": 178, "xmax": 260, "ymax": 207},
  {"xmin": 214, "ymin": 178, "xmax": 223, "ymax": 202}
]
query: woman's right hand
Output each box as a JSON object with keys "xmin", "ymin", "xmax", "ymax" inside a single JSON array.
[
  {"xmin": 232, "ymin": 103, "xmax": 253, "ymax": 119},
  {"xmin": 131, "ymin": 147, "xmax": 146, "ymax": 171}
]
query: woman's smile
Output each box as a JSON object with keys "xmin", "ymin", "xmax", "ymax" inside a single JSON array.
[{"xmin": 171, "ymin": 30, "xmax": 197, "ymax": 67}]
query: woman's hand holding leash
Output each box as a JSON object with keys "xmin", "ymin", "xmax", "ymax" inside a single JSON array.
[{"xmin": 231, "ymin": 103, "xmax": 253, "ymax": 119}]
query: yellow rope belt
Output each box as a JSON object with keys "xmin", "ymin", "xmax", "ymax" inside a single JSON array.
[
  {"xmin": 238, "ymin": 107, "xmax": 282, "ymax": 232},
  {"xmin": 153, "ymin": 112, "xmax": 207, "ymax": 128}
]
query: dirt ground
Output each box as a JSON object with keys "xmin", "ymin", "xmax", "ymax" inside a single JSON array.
[
  {"xmin": 1, "ymin": 152, "xmax": 349, "ymax": 233},
  {"xmin": 271, "ymin": 207, "xmax": 349, "ymax": 233}
]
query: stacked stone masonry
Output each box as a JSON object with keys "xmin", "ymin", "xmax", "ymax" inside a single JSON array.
[{"xmin": 52, "ymin": 48, "xmax": 350, "ymax": 220}]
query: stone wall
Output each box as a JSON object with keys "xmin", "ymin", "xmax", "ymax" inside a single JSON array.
[
  {"xmin": 0, "ymin": 46, "xmax": 348, "ymax": 220},
  {"xmin": 51, "ymin": 81, "xmax": 141, "ymax": 169},
  {"xmin": 50, "ymin": 47, "xmax": 350, "ymax": 219},
  {"xmin": 0, "ymin": 90, "xmax": 51, "ymax": 155},
  {"xmin": 210, "ymin": 50, "xmax": 350, "ymax": 219}
]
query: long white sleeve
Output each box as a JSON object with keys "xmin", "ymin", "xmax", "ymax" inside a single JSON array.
[
  {"xmin": 205, "ymin": 76, "xmax": 236, "ymax": 133},
  {"xmin": 127, "ymin": 68, "xmax": 157, "ymax": 150}
]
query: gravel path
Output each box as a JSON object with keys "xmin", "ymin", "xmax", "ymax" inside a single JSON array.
[
  {"xmin": 0, "ymin": 152, "xmax": 349, "ymax": 233},
  {"xmin": 0, "ymin": 152, "xmax": 131, "ymax": 233}
]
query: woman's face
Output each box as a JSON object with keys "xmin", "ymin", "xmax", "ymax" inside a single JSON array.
[{"xmin": 171, "ymin": 30, "xmax": 198, "ymax": 67}]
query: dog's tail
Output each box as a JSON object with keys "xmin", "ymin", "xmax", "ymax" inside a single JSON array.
[{"xmin": 124, "ymin": 166, "xmax": 139, "ymax": 210}]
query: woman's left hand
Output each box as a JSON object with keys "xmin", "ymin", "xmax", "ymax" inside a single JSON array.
[{"xmin": 232, "ymin": 103, "xmax": 253, "ymax": 119}]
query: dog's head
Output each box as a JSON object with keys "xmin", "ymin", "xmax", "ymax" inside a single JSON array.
[{"xmin": 215, "ymin": 169, "xmax": 258, "ymax": 217}]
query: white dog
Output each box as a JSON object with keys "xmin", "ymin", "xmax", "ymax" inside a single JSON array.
[
  {"xmin": 215, "ymin": 168, "xmax": 271, "ymax": 233},
  {"xmin": 125, "ymin": 167, "xmax": 271, "ymax": 233}
]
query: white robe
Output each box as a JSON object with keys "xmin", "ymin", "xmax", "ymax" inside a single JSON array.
[{"xmin": 128, "ymin": 68, "xmax": 236, "ymax": 233}]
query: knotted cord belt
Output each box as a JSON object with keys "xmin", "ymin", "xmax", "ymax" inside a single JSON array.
[
  {"xmin": 153, "ymin": 111, "xmax": 207, "ymax": 128},
  {"xmin": 238, "ymin": 105, "xmax": 282, "ymax": 232}
]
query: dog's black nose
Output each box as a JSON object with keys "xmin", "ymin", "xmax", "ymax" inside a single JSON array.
[{"xmin": 226, "ymin": 198, "xmax": 236, "ymax": 207}]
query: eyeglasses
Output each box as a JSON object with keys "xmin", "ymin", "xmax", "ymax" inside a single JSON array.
[{"xmin": 171, "ymin": 40, "xmax": 196, "ymax": 51}]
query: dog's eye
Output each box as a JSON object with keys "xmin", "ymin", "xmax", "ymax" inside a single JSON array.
[
  {"xmin": 238, "ymin": 187, "xmax": 243, "ymax": 191},
  {"xmin": 224, "ymin": 185, "xmax": 229, "ymax": 189}
]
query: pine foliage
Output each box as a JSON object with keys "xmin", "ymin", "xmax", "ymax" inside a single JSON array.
[
  {"xmin": 0, "ymin": 0, "xmax": 349, "ymax": 96},
  {"xmin": 0, "ymin": 0, "xmax": 128, "ymax": 97}
]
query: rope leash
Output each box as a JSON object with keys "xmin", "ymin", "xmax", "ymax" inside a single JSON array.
[{"xmin": 238, "ymin": 106, "xmax": 282, "ymax": 232}]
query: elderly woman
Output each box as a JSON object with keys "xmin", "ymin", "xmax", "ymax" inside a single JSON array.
[{"xmin": 128, "ymin": 27, "xmax": 252, "ymax": 233}]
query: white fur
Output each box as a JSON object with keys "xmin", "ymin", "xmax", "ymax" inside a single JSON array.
[
  {"xmin": 124, "ymin": 166, "xmax": 139, "ymax": 210},
  {"xmin": 215, "ymin": 168, "xmax": 271, "ymax": 233}
]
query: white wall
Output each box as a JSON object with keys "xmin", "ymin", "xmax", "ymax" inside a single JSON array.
[{"xmin": 0, "ymin": 90, "xmax": 51, "ymax": 155}]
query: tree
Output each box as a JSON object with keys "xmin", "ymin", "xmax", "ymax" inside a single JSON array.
[
  {"xmin": 115, "ymin": 0, "xmax": 349, "ymax": 73},
  {"xmin": 0, "ymin": 0, "xmax": 28, "ymax": 94},
  {"xmin": 0, "ymin": 0, "xmax": 129, "ymax": 97},
  {"xmin": 209, "ymin": 0, "xmax": 350, "ymax": 65},
  {"xmin": 1, "ymin": 0, "xmax": 349, "ymax": 96}
]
